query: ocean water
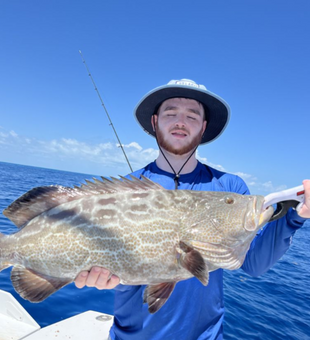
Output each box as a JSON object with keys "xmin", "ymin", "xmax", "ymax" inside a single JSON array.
[{"xmin": 0, "ymin": 161, "xmax": 309, "ymax": 339}]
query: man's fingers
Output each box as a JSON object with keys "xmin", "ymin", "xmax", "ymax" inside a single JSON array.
[
  {"xmin": 74, "ymin": 271, "xmax": 89, "ymax": 288},
  {"xmin": 298, "ymin": 179, "xmax": 310, "ymax": 218},
  {"xmin": 105, "ymin": 275, "xmax": 120, "ymax": 289},
  {"xmin": 91, "ymin": 267, "xmax": 112, "ymax": 289},
  {"xmin": 91, "ymin": 268, "xmax": 120, "ymax": 289},
  {"xmin": 85, "ymin": 267, "xmax": 104, "ymax": 287},
  {"xmin": 74, "ymin": 267, "xmax": 120, "ymax": 290}
]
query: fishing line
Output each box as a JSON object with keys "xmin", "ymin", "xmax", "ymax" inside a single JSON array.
[{"xmin": 79, "ymin": 50, "xmax": 133, "ymax": 173}]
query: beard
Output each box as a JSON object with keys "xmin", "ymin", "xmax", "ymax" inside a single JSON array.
[{"xmin": 155, "ymin": 122, "xmax": 204, "ymax": 156}]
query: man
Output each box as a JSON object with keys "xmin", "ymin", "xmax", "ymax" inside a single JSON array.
[{"xmin": 75, "ymin": 79, "xmax": 310, "ymax": 340}]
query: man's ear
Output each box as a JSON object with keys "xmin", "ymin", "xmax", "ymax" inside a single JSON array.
[
  {"xmin": 202, "ymin": 120, "xmax": 207, "ymax": 136},
  {"xmin": 151, "ymin": 115, "xmax": 157, "ymax": 132}
]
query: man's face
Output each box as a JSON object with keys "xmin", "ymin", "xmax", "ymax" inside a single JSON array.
[{"xmin": 152, "ymin": 98, "xmax": 207, "ymax": 155}]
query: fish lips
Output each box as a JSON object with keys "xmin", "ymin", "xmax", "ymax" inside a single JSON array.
[{"xmin": 244, "ymin": 197, "xmax": 275, "ymax": 231}]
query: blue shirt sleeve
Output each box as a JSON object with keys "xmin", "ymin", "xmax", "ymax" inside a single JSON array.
[
  {"xmin": 219, "ymin": 171, "xmax": 307, "ymax": 277},
  {"xmin": 241, "ymin": 208, "xmax": 306, "ymax": 276}
]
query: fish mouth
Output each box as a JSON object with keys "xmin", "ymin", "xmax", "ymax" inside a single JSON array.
[
  {"xmin": 244, "ymin": 197, "xmax": 274, "ymax": 231},
  {"xmin": 258, "ymin": 205, "xmax": 274, "ymax": 227}
]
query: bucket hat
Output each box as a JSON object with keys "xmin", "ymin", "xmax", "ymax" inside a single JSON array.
[{"xmin": 134, "ymin": 79, "xmax": 230, "ymax": 144}]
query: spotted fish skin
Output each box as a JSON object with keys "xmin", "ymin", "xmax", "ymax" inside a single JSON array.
[{"xmin": 0, "ymin": 176, "xmax": 274, "ymax": 313}]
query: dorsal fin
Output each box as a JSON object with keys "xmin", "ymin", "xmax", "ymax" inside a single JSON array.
[{"xmin": 3, "ymin": 175, "xmax": 164, "ymax": 228}]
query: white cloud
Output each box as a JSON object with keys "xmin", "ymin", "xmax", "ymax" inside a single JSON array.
[
  {"xmin": 0, "ymin": 127, "xmax": 288, "ymax": 194},
  {"xmin": 196, "ymin": 150, "xmax": 207, "ymax": 164},
  {"xmin": 0, "ymin": 128, "xmax": 159, "ymax": 176},
  {"xmin": 196, "ymin": 151, "xmax": 225, "ymax": 172},
  {"xmin": 0, "ymin": 132, "xmax": 8, "ymax": 138},
  {"xmin": 121, "ymin": 142, "xmax": 143, "ymax": 151},
  {"xmin": 262, "ymin": 181, "xmax": 287, "ymax": 192},
  {"xmin": 196, "ymin": 153, "xmax": 284, "ymax": 194},
  {"xmin": 234, "ymin": 172, "xmax": 257, "ymax": 181},
  {"xmin": 242, "ymin": 179, "xmax": 287, "ymax": 195}
]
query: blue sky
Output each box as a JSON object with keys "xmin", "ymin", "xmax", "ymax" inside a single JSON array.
[{"xmin": 0, "ymin": 0, "xmax": 309, "ymax": 195}]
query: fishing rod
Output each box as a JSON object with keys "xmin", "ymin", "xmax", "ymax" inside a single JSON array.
[{"xmin": 79, "ymin": 50, "xmax": 133, "ymax": 173}]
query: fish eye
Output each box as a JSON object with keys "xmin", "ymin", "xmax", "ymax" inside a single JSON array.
[{"xmin": 225, "ymin": 196, "xmax": 234, "ymax": 205}]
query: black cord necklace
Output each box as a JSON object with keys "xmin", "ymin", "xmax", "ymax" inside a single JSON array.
[
  {"xmin": 153, "ymin": 120, "xmax": 201, "ymax": 189},
  {"xmin": 156, "ymin": 140, "xmax": 198, "ymax": 190}
]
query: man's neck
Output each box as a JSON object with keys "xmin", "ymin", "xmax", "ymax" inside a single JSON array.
[{"xmin": 155, "ymin": 150, "xmax": 198, "ymax": 175}]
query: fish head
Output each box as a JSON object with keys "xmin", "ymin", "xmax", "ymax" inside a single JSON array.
[
  {"xmin": 181, "ymin": 192, "xmax": 275, "ymax": 267},
  {"xmin": 235, "ymin": 194, "xmax": 275, "ymax": 232}
]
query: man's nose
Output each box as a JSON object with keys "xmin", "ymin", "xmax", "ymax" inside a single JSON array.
[{"xmin": 175, "ymin": 114, "xmax": 186, "ymax": 127}]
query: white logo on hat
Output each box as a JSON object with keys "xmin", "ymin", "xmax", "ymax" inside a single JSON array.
[{"xmin": 168, "ymin": 79, "xmax": 207, "ymax": 90}]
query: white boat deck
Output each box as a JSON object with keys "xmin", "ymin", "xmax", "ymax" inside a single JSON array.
[{"xmin": 0, "ymin": 290, "xmax": 113, "ymax": 340}]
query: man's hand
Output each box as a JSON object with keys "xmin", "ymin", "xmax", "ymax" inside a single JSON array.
[
  {"xmin": 298, "ymin": 179, "xmax": 310, "ymax": 219},
  {"xmin": 75, "ymin": 267, "xmax": 120, "ymax": 290}
]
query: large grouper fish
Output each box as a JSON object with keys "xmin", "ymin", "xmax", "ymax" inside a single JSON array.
[{"xmin": 0, "ymin": 175, "xmax": 274, "ymax": 313}]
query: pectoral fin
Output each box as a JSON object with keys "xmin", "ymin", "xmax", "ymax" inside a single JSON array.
[
  {"xmin": 178, "ymin": 241, "xmax": 209, "ymax": 286},
  {"xmin": 11, "ymin": 265, "xmax": 72, "ymax": 302},
  {"xmin": 143, "ymin": 282, "xmax": 176, "ymax": 314}
]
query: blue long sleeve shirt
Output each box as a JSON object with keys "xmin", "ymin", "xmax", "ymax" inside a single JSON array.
[{"xmin": 109, "ymin": 161, "xmax": 306, "ymax": 340}]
